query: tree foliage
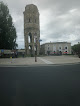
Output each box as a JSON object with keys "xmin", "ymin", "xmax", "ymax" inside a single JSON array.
[
  {"xmin": 0, "ymin": 1, "xmax": 18, "ymax": 49},
  {"xmin": 72, "ymin": 43, "xmax": 80, "ymax": 54}
]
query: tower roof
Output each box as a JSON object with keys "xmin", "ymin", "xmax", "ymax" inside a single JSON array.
[{"xmin": 25, "ymin": 4, "xmax": 38, "ymax": 11}]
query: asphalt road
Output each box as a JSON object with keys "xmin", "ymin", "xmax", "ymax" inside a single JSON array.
[{"xmin": 0, "ymin": 64, "xmax": 80, "ymax": 106}]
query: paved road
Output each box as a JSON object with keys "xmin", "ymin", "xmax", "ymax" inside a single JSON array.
[{"xmin": 0, "ymin": 64, "xmax": 80, "ymax": 105}]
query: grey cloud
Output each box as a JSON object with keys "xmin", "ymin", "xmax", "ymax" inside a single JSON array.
[{"xmin": 1, "ymin": 0, "xmax": 80, "ymax": 48}]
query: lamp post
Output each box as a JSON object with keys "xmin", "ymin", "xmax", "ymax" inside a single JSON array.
[
  {"xmin": 35, "ymin": 38, "xmax": 37, "ymax": 62},
  {"xmin": 34, "ymin": 35, "xmax": 37, "ymax": 62}
]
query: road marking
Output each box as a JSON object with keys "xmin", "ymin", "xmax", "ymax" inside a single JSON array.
[{"xmin": 38, "ymin": 57, "xmax": 53, "ymax": 64}]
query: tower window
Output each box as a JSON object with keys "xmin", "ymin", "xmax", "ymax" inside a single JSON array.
[{"xmin": 29, "ymin": 18, "xmax": 30, "ymax": 22}]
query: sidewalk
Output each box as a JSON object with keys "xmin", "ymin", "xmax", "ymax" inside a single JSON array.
[
  {"xmin": 0, "ymin": 57, "xmax": 45, "ymax": 65},
  {"xmin": 39, "ymin": 55, "xmax": 80, "ymax": 64},
  {"xmin": 0, "ymin": 55, "xmax": 80, "ymax": 66}
]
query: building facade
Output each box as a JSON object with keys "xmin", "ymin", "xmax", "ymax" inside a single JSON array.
[
  {"xmin": 23, "ymin": 4, "xmax": 40, "ymax": 56},
  {"xmin": 40, "ymin": 42, "xmax": 71, "ymax": 55}
]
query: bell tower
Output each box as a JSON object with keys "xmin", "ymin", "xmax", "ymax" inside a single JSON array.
[{"xmin": 23, "ymin": 4, "xmax": 40, "ymax": 56}]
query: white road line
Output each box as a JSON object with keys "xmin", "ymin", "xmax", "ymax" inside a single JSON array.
[{"xmin": 38, "ymin": 57, "xmax": 53, "ymax": 64}]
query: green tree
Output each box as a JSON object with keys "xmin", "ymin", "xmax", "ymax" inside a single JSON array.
[
  {"xmin": 72, "ymin": 43, "xmax": 80, "ymax": 58},
  {"xmin": 0, "ymin": 1, "xmax": 18, "ymax": 49}
]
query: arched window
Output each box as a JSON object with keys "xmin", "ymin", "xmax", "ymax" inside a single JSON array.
[{"xmin": 28, "ymin": 33, "xmax": 32, "ymax": 43}]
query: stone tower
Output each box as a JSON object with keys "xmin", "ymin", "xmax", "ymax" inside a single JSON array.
[{"xmin": 23, "ymin": 4, "xmax": 40, "ymax": 56}]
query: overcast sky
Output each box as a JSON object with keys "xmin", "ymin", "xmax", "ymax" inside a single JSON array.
[{"xmin": 1, "ymin": 0, "xmax": 80, "ymax": 48}]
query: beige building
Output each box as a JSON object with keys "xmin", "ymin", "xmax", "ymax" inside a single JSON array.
[
  {"xmin": 23, "ymin": 4, "xmax": 40, "ymax": 56},
  {"xmin": 40, "ymin": 42, "xmax": 71, "ymax": 55}
]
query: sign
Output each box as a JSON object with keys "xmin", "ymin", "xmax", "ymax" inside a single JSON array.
[
  {"xmin": 1, "ymin": 49, "xmax": 4, "ymax": 53},
  {"xmin": 39, "ymin": 39, "xmax": 42, "ymax": 42}
]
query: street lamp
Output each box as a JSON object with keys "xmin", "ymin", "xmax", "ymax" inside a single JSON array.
[{"xmin": 34, "ymin": 35, "xmax": 37, "ymax": 62}]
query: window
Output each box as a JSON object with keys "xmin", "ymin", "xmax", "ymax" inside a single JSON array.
[
  {"xmin": 48, "ymin": 47, "xmax": 49, "ymax": 50},
  {"xmin": 29, "ymin": 18, "xmax": 30, "ymax": 22},
  {"xmin": 59, "ymin": 51, "xmax": 62, "ymax": 54},
  {"xmin": 65, "ymin": 47, "xmax": 67, "ymax": 49},
  {"xmin": 64, "ymin": 51, "xmax": 67, "ymax": 53},
  {"xmin": 59, "ymin": 47, "xmax": 61, "ymax": 49}
]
